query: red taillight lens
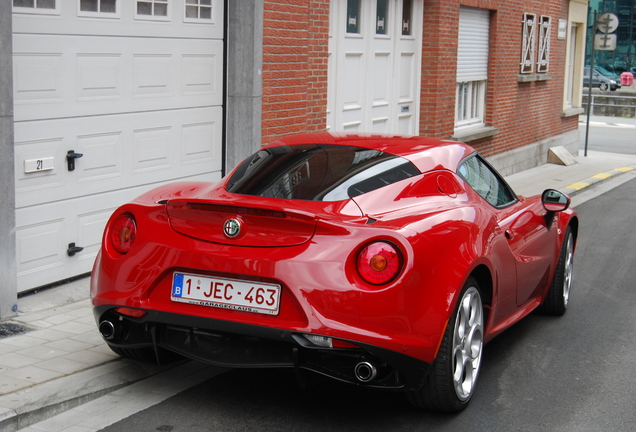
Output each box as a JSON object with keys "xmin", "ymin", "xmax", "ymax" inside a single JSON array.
[
  {"xmin": 357, "ymin": 241, "xmax": 402, "ymax": 285},
  {"xmin": 110, "ymin": 213, "xmax": 137, "ymax": 254}
]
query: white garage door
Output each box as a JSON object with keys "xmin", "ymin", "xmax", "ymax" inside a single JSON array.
[{"xmin": 12, "ymin": 0, "xmax": 224, "ymax": 292}]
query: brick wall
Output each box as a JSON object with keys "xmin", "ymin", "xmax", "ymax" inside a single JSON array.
[
  {"xmin": 261, "ymin": 0, "xmax": 329, "ymax": 145},
  {"xmin": 261, "ymin": 0, "xmax": 579, "ymax": 158}
]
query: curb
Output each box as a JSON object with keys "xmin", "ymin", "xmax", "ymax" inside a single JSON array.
[
  {"xmin": 559, "ymin": 166, "xmax": 636, "ymax": 196},
  {"xmin": 0, "ymin": 360, "xmax": 177, "ymax": 432}
]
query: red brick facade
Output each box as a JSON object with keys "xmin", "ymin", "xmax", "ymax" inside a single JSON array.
[
  {"xmin": 261, "ymin": 0, "xmax": 579, "ymax": 158},
  {"xmin": 262, "ymin": 0, "xmax": 330, "ymax": 144}
]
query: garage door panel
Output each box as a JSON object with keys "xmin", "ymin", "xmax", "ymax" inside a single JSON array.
[
  {"xmin": 133, "ymin": 54, "xmax": 172, "ymax": 98},
  {"xmin": 12, "ymin": 0, "xmax": 224, "ymax": 40},
  {"xmin": 16, "ymin": 219, "xmax": 65, "ymax": 275},
  {"xmin": 133, "ymin": 127, "xmax": 172, "ymax": 173},
  {"xmin": 13, "ymin": 35, "xmax": 223, "ymax": 121},
  {"xmin": 77, "ymin": 54, "xmax": 123, "ymax": 101},
  {"xmin": 15, "ymin": 107, "xmax": 223, "ymax": 208},
  {"xmin": 15, "ymin": 137, "xmax": 65, "ymax": 196},
  {"xmin": 182, "ymin": 121, "xmax": 218, "ymax": 165},
  {"xmin": 13, "ymin": 52, "xmax": 64, "ymax": 104},
  {"xmin": 182, "ymin": 54, "xmax": 220, "ymax": 96},
  {"xmin": 77, "ymin": 132, "xmax": 125, "ymax": 182}
]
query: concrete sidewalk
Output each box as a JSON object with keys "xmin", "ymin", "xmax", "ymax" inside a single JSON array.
[{"xmin": 1, "ymin": 148, "xmax": 636, "ymax": 432}]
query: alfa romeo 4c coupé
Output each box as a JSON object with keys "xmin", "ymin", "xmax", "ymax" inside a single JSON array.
[{"xmin": 91, "ymin": 133, "xmax": 577, "ymax": 412}]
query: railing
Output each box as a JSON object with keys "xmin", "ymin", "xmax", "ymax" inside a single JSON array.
[{"xmin": 582, "ymin": 92, "xmax": 636, "ymax": 118}]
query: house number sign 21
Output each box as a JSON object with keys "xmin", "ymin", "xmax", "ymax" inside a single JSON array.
[{"xmin": 24, "ymin": 157, "xmax": 55, "ymax": 173}]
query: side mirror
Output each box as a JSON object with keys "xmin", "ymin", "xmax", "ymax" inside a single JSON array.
[{"xmin": 542, "ymin": 189, "xmax": 570, "ymax": 212}]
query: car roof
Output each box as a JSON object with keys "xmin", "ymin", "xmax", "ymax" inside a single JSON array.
[{"xmin": 265, "ymin": 132, "xmax": 476, "ymax": 174}]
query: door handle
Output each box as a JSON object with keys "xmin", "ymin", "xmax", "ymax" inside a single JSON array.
[
  {"xmin": 66, "ymin": 150, "xmax": 83, "ymax": 171},
  {"xmin": 67, "ymin": 242, "xmax": 84, "ymax": 257}
]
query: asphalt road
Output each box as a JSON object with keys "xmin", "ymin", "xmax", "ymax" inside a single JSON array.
[
  {"xmin": 100, "ymin": 176, "xmax": 636, "ymax": 432},
  {"xmin": 579, "ymin": 117, "xmax": 636, "ymax": 155}
]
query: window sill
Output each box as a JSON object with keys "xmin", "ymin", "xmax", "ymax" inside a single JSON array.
[
  {"xmin": 518, "ymin": 74, "xmax": 552, "ymax": 83},
  {"xmin": 561, "ymin": 107, "xmax": 585, "ymax": 118},
  {"xmin": 451, "ymin": 126, "xmax": 499, "ymax": 143}
]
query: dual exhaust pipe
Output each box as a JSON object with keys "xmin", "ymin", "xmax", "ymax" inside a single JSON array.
[
  {"xmin": 103, "ymin": 320, "xmax": 379, "ymax": 383},
  {"xmin": 99, "ymin": 320, "xmax": 116, "ymax": 340},
  {"xmin": 354, "ymin": 360, "xmax": 378, "ymax": 382}
]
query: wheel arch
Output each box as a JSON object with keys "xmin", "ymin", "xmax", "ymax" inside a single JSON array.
[
  {"xmin": 568, "ymin": 216, "xmax": 579, "ymax": 245},
  {"xmin": 470, "ymin": 264, "xmax": 493, "ymax": 307}
]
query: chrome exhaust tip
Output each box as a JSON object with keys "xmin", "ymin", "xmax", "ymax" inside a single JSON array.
[
  {"xmin": 354, "ymin": 361, "xmax": 378, "ymax": 382},
  {"xmin": 99, "ymin": 320, "xmax": 116, "ymax": 340}
]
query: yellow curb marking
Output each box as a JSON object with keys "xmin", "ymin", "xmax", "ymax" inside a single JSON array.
[
  {"xmin": 592, "ymin": 173, "xmax": 612, "ymax": 180},
  {"xmin": 614, "ymin": 167, "xmax": 635, "ymax": 173},
  {"xmin": 566, "ymin": 182, "xmax": 590, "ymax": 191}
]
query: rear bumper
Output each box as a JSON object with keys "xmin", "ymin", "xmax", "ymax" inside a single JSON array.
[{"xmin": 94, "ymin": 305, "xmax": 430, "ymax": 391}]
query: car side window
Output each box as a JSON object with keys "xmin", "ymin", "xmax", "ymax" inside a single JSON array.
[{"xmin": 458, "ymin": 155, "xmax": 517, "ymax": 208}]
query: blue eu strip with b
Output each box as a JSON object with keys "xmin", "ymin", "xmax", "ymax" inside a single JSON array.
[{"xmin": 173, "ymin": 274, "xmax": 184, "ymax": 297}]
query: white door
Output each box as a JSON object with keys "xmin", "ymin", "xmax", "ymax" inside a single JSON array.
[
  {"xmin": 12, "ymin": 0, "xmax": 225, "ymax": 292},
  {"xmin": 327, "ymin": 0, "xmax": 423, "ymax": 134}
]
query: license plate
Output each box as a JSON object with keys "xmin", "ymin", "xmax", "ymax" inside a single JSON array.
[{"xmin": 171, "ymin": 273, "xmax": 281, "ymax": 315}]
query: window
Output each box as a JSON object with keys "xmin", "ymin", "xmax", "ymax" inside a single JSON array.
[
  {"xmin": 562, "ymin": 1, "xmax": 588, "ymax": 114},
  {"xmin": 226, "ymin": 145, "xmax": 420, "ymax": 202},
  {"xmin": 401, "ymin": 0, "xmax": 412, "ymax": 36},
  {"xmin": 376, "ymin": 0, "xmax": 388, "ymax": 35},
  {"xmin": 537, "ymin": 16, "xmax": 551, "ymax": 73},
  {"xmin": 78, "ymin": 0, "xmax": 118, "ymax": 18},
  {"xmin": 137, "ymin": 0, "xmax": 168, "ymax": 19},
  {"xmin": 13, "ymin": 0, "xmax": 59, "ymax": 14},
  {"xmin": 185, "ymin": 0, "xmax": 212, "ymax": 21},
  {"xmin": 520, "ymin": 13, "xmax": 537, "ymax": 74},
  {"xmin": 80, "ymin": 0, "xmax": 117, "ymax": 13},
  {"xmin": 458, "ymin": 155, "xmax": 517, "ymax": 208},
  {"xmin": 346, "ymin": 0, "xmax": 360, "ymax": 33},
  {"xmin": 13, "ymin": 0, "xmax": 55, "ymax": 8},
  {"xmin": 456, "ymin": 81, "xmax": 486, "ymax": 128},
  {"xmin": 520, "ymin": 13, "xmax": 552, "ymax": 75},
  {"xmin": 455, "ymin": 7, "xmax": 490, "ymax": 130},
  {"xmin": 565, "ymin": 23, "xmax": 577, "ymax": 109}
]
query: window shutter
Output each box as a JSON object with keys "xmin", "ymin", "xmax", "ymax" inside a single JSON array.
[{"xmin": 457, "ymin": 7, "xmax": 490, "ymax": 82}]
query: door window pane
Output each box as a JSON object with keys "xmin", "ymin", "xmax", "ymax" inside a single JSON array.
[
  {"xmin": 14, "ymin": 0, "xmax": 55, "ymax": 8},
  {"xmin": 346, "ymin": 0, "xmax": 360, "ymax": 34},
  {"xmin": 80, "ymin": 0, "xmax": 117, "ymax": 13},
  {"xmin": 185, "ymin": 0, "xmax": 212, "ymax": 20},
  {"xmin": 376, "ymin": 0, "xmax": 388, "ymax": 35},
  {"xmin": 402, "ymin": 0, "xmax": 412, "ymax": 35},
  {"xmin": 137, "ymin": 0, "xmax": 168, "ymax": 17}
]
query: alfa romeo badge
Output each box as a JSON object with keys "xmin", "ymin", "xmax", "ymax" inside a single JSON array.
[{"xmin": 223, "ymin": 218, "xmax": 241, "ymax": 238}]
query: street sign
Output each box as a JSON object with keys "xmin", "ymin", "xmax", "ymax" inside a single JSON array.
[
  {"xmin": 597, "ymin": 13, "xmax": 619, "ymax": 34},
  {"xmin": 594, "ymin": 33, "xmax": 617, "ymax": 51}
]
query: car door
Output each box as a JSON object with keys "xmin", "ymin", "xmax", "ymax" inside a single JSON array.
[
  {"xmin": 458, "ymin": 155, "xmax": 558, "ymax": 307},
  {"xmin": 497, "ymin": 200, "xmax": 558, "ymax": 306}
]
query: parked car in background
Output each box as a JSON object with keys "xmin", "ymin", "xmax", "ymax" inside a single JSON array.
[
  {"xmin": 584, "ymin": 66, "xmax": 620, "ymax": 91},
  {"xmin": 91, "ymin": 133, "xmax": 578, "ymax": 412}
]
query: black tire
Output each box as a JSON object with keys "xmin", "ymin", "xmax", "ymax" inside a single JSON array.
[
  {"xmin": 108, "ymin": 345, "xmax": 183, "ymax": 364},
  {"xmin": 599, "ymin": 82, "xmax": 609, "ymax": 91},
  {"xmin": 408, "ymin": 277, "xmax": 484, "ymax": 412},
  {"xmin": 538, "ymin": 227, "xmax": 574, "ymax": 316}
]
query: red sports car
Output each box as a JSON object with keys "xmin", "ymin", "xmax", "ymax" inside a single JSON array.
[{"xmin": 91, "ymin": 133, "xmax": 577, "ymax": 412}]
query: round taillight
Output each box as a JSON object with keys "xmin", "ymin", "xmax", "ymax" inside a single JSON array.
[
  {"xmin": 110, "ymin": 213, "xmax": 137, "ymax": 254},
  {"xmin": 357, "ymin": 241, "xmax": 402, "ymax": 285}
]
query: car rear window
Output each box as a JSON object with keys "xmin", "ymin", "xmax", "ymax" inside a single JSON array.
[{"xmin": 226, "ymin": 144, "xmax": 421, "ymax": 201}]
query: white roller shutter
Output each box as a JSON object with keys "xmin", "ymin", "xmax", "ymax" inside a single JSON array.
[{"xmin": 457, "ymin": 7, "xmax": 490, "ymax": 82}]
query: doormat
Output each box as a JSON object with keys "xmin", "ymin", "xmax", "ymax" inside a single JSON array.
[{"xmin": 0, "ymin": 321, "xmax": 35, "ymax": 339}]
